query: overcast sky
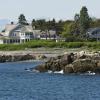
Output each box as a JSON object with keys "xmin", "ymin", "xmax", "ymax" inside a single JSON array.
[{"xmin": 0, "ymin": 0, "xmax": 99, "ymax": 21}]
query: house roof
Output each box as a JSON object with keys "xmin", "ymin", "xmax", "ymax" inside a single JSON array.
[
  {"xmin": 2, "ymin": 24, "xmax": 33, "ymax": 35},
  {"xmin": 87, "ymin": 28, "xmax": 100, "ymax": 39},
  {"xmin": 32, "ymin": 30, "xmax": 57, "ymax": 37},
  {"xmin": 87, "ymin": 28, "xmax": 100, "ymax": 34},
  {"xmin": 5, "ymin": 24, "xmax": 18, "ymax": 32},
  {"xmin": 49, "ymin": 30, "xmax": 56, "ymax": 35},
  {"xmin": 20, "ymin": 25, "xmax": 33, "ymax": 33}
]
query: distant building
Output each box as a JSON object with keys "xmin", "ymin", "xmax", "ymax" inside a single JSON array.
[
  {"xmin": 33, "ymin": 30, "xmax": 58, "ymax": 40},
  {"xmin": 87, "ymin": 28, "xmax": 100, "ymax": 40},
  {"xmin": 0, "ymin": 23, "xmax": 58, "ymax": 44},
  {"xmin": 40, "ymin": 30, "xmax": 57, "ymax": 40},
  {"xmin": 0, "ymin": 23, "xmax": 34, "ymax": 44}
]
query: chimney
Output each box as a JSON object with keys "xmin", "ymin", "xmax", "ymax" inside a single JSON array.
[{"xmin": 11, "ymin": 22, "xmax": 14, "ymax": 25}]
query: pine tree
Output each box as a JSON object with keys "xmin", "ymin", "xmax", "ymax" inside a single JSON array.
[
  {"xmin": 18, "ymin": 14, "xmax": 28, "ymax": 25},
  {"xmin": 79, "ymin": 6, "xmax": 90, "ymax": 36}
]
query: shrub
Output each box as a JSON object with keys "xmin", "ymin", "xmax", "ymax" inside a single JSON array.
[{"xmin": 0, "ymin": 40, "xmax": 99, "ymax": 50}]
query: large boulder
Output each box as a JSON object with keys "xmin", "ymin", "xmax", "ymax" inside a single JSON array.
[
  {"xmin": 45, "ymin": 59, "xmax": 62, "ymax": 72},
  {"xmin": 36, "ymin": 54, "xmax": 47, "ymax": 60},
  {"xmin": 34, "ymin": 64, "xmax": 47, "ymax": 72},
  {"xmin": 33, "ymin": 52, "xmax": 100, "ymax": 74},
  {"xmin": 34, "ymin": 53, "xmax": 75, "ymax": 73},
  {"xmin": 72, "ymin": 59, "xmax": 97, "ymax": 73},
  {"xmin": 60, "ymin": 53, "xmax": 74, "ymax": 66},
  {"xmin": 64, "ymin": 64, "xmax": 74, "ymax": 73},
  {"xmin": 95, "ymin": 61, "xmax": 100, "ymax": 73}
]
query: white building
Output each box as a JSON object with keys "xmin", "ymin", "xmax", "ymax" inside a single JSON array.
[
  {"xmin": 0, "ymin": 23, "xmax": 34, "ymax": 44},
  {"xmin": 0, "ymin": 23, "xmax": 58, "ymax": 44}
]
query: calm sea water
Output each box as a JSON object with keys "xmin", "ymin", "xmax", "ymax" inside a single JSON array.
[{"xmin": 0, "ymin": 61, "xmax": 100, "ymax": 100}]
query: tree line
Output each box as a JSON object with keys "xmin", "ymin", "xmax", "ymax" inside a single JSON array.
[
  {"xmin": 18, "ymin": 6, "xmax": 100, "ymax": 41},
  {"xmin": 61, "ymin": 6, "xmax": 100, "ymax": 41},
  {"xmin": 18, "ymin": 14, "xmax": 65, "ymax": 35}
]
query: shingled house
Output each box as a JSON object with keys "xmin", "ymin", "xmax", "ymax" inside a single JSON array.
[
  {"xmin": 34, "ymin": 30, "xmax": 57, "ymax": 40},
  {"xmin": 0, "ymin": 23, "xmax": 58, "ymax": 44},
  {"xmin": 86, "ymin": 28, "xmax": 100, "ymax": 41},
  {"xmin": 0, "ymin": 23, "xmax": 34, "ymax": 44}
]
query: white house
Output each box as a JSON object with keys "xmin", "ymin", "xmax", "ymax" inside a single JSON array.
[
  {"xmin": 0, "ymin": 23, "xmax": 58, "ymax": 44},
  {"xmin": 0, "ymin": 23, "xmax": 34, "ymax": 44}
]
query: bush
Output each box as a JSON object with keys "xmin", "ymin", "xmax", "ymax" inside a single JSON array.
[{"xmin": 0, "ymin": 40, "xmax": 99, "ymax": 50}]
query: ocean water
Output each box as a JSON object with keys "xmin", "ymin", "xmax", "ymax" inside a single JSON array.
[{"xmin": 0, "ymin": 61, "xmax": 100, "ymax": 100}]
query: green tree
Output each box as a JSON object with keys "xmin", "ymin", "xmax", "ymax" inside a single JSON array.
[
  {"xmin": 18, "ymin": 14, "xmax": 28, "ymax": 25},
  {"xmin": 32, "ymin": 19, "xmax": 47, "ymax": 30},
  {"xmin": 51, "ymin": 18, "xmax": 56, "ymax": 29},
  {"xmin": 62, "ymin": 22, "xmax": 74, "ymax": 37},
  {"xmin": 31, "ymin": 19, "xmax": 36, "ymax": 29},
  {"xmin": 74, "ymin": 14, "xmax": 80, "ymax": 34},
  {"xmin": 74, "ymin": 13, "xmax": 80, "ymax": 22},
  {"xmin": 47, "ymin": 18, "xmax": 56, "ymax": 30},
  {"xmin": 79, "ymin": 6, "xmax": 90, "ymax": 35},
  {"xmin": 36, "ymin": 19, "xmax": 47, "ymax": 31}
]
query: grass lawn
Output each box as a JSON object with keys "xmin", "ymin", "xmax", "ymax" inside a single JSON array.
[{"xmin": 0, "ymin": 40, "xmax": 99, "ymax": 51}]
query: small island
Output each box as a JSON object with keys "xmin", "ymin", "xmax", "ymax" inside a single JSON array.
[{"xmin": 32, "ymin": 51, "xmax": 100, "ymax": 74}]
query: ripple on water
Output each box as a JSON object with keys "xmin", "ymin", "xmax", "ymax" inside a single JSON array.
[{"xmin": 0, "ymin": 62, "xmax": 100, "ymax": 100}]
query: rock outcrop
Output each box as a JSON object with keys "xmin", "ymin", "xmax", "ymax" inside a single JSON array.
[
  {"xmin": 0, "ymin": 54, "xmax": 47, "ymax": 63},
  {"xmin": 33, "ymin": 51, "xmax": 100, "ymax": 74}
]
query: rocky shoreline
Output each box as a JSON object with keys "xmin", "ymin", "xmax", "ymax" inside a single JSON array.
[
  {"xmin": 0, "ymin": 54, "xmax": 47, "ymax": 63},
  {"xmin": 32, "ymin": 51, "xmax": 100, "ymax": 74},
  {"xmin": 0, "ymin": 48, "xmax": 66, "ymax": 63}
]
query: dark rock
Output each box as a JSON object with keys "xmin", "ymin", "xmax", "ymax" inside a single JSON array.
[
  {"xmin": 13, "ymin": 54, "xmax": 36, "ymax": 62},
  {"xmin": 64, "ymin": 64, "xmax": 74, "ymax": 73},
  {"xmin": 0, "ymin": 55, "xmax": 6, "ymax": 62},
  {"xmin": 95, "ymin": 61, "xmax": 100, "ymax": 73},
  {"xmin": 38, "ymin": 55, "xmax": 47, "ymax": 59},
  {"xmin": 60, "ymin": 53, "xmax": 74, "ymax": 66},
  {"xmin": 34, "ymin": 53, "xmax": 75, "ymax": 73},
  {"xmin": 56, "ymin": 55, "xmax": 62, "ymax": 59},
  {"xmin": 0, "ymin": 55, "xmax": 12, "ymax": 62},
  {"xmin": 45, "ymin": 59, "xmax": 62, "ymax": 72},
  {"xmin": 34, "ymin": 64, "xmax": 47, "ymax": 72},
  {"xmin": 20, "ymin": 54, "xmax": 35, "ymax": 61},
  {"xmin": 12, "ymin": 55, "xmax": 21, "ymax": 61},
  {"xmin": 0, "ymin": 54, "xmax": 36, "ymax": 63},
  {"xmin": 79, "ymin": 55, "xmax": 87, "ymax": 59},
  {"xmin": 33, "ymin": 52, "xmax": 100, "ymax": 74},
  {"xmin": 72, "ymin": 59, "xmax": 97, "ymax": 73}
]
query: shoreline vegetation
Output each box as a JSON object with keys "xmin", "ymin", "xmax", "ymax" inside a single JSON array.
[
  {"xmin": 0, "ymin": 40, "xmax": 100, "ymax": 51},
  {"xmin": 0, "ymin": 44, "xmax": 100, "ymax": 74},
  {"xmin": 0, "ymin": 6, "xmax": 100, "ymax": 74}
]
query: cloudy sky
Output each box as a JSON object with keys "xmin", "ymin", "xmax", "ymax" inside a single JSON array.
[{"xmin": 0, "ymin": 0, "xmax": 99, "ymax": 21}]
